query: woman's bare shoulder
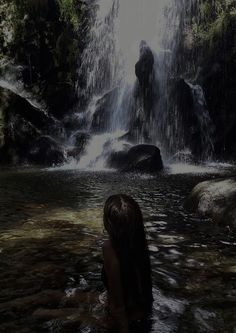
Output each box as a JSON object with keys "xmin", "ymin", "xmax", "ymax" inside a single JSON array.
[
  {"xmin": 102, "ymin": 240, "xmax": 119, "ymax": 268},
  {"xmin": 102, "ymin": 239, "xmax": 113, "ymax": 249}
]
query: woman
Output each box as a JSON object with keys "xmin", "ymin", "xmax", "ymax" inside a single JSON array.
[{"xmin": 102, "ymin": 194, "xmax": 153, "ymax": 333}]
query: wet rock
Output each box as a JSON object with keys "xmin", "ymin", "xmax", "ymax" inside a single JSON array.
[
  {"xmin": 171, "ymin": 149, "xmax": 195, "ymax": 164},
  {"xmin": 91, "ymin": 87, "xmax": 119, "ymax": 133},
  {"xmin": 133, "ymin": 41, "xmax": 159, "ymax": 141},
  {"xmin": 108, "ymin": 144, "xmax": 163, "ymax": 173},
  {"xmin": 168, "ymin": 78, "xmax": 196, "ymax": 150},
  {"xmin": 185, "ymin": 178, "xmax": 236, "ymax": 229},
  {"xmin": 108, "ymin": 150, "xmax": 129, "ymax": 170},
  {"xmin": 0, "ymin": 86, "xmax": 65, "ymax": 165},
  {"xmin": 173, "ymin": 9, "xmax": 236, "ymax": 160},
  {"xmin": 0, "ymin": 87, "xmax": 8, "ymax": 149},
  {"xmin": 171, "ymin": 79, "xmax": 194, "ymax": 114},
  {"xmin": 28, "ymin": 135, "xmax": 65, "ymax": 166},
  {"xmin": 135, "ymin": 40, "xmax": 154, "ymax": 89},
  {"xmin": 68, "ymin": 132, "xmax": 90, "ymax": 160},
  {"xmin": 63, "ymin": 112, "xmax": 88, "ymax": 132},
  {"xmin": 0, "ymin": 87, "xmax": 38, "ymax": 164},
  {"xmin": 168, "ymin": 78, "xmax": 215, "ymax": 159}
]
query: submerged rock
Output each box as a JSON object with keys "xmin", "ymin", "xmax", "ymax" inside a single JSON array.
[
  {"xmin": 185, "ymin": 178, "xmax": 236, "ymax": 229},
  {"xmin": 108, "ymin": 144, "xmax": 163, "ymax": 173}
]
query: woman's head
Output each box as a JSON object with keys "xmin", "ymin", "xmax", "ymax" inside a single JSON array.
[
  {"xmin": 103, "ymin": 194, "xmax": 153, "ymax": 304},
  {"xmin": 103, "ymin": 194, "xmax": 146, "ymax": 252}
]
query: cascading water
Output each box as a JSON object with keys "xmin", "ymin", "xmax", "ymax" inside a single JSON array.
[
  {"xmin": 77, "ymin": 0, "xmax": 121, "ymax": 103},
  {"xmin": 67, "ymin": 0, "xmax": 214, "ymax": 170}
]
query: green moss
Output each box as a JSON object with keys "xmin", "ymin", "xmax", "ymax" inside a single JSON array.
[
  {"xmin": 189, "ymin": 0, "xmax": 236, "ymax": 56},
  {"xmin": 58, "ymin": 0, "xmax": 79, "ymax": 28},
  {"xmin": 0, "ymin": 1, "xmax": 15, "ymax": 53},
  {"xmin": 0, "ymin": 0, "xmax": 91, "ymax": 118}
]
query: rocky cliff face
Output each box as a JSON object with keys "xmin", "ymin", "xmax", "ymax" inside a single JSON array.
[
  {"xmin": 172, "ymin": 0, "xmax": 236, "ymax": 160},
  {"xmin": 0, "ymin": 0, "xmax": 236, "ymax": 166},
  {"xmin": 1, "ymin": 0, "xmax": 94, "ymax": 117},
  {"xmin": 0, "ymin": 0, "xmax": 94, "ymax": 165}
]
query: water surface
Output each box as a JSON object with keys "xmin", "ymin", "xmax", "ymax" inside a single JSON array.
[{"xmin": 0, "ymin": 168, "xmax": 235, "ymax": 332}]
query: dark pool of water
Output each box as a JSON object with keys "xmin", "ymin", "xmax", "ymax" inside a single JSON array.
[{"xmin": 0, "ymin": 168, "xmax": 235, "ymax": 332}]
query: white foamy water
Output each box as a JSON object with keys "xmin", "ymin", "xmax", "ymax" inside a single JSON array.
[
  {"xmin": 168, "ymin": 163, "xmax": 236, "ymax": 175},
  {"xmin": 59, "ymin": 130, "xmax": 128, "ymax": 171}
]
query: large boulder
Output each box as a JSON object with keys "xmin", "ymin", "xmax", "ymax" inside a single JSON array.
[
  {"xmin": 108, "ymin": 144, "xmax": 163, "ymax": 173},
  {"xmin": 185, "ymin": 178, "xmax": 236, "ymax": 229}
]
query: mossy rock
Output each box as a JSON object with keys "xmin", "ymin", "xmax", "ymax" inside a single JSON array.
[{"xmin": 185, "ymin": 178, "xmax": 236, "ymax": 229}]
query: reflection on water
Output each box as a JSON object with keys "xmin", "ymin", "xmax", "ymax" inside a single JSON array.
[{"xmin": 0, "ymin": 169, "xmax": 235, "ymax": 332}]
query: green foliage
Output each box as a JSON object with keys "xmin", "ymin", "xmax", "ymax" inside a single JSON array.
[
  {"xmin": 58, "ymin": 0, "xmax": 79, "ymax": 28},
  {"xmin": 190, "ymin": 0, "xmax": 236, "ymax": 52},
  {"xmin": 0, "ymin": 1, "xmax": 15, "ymax": 55},
  {"xmin": 0, "ymin": 0, "xmax": 91, "ymax": 118},
  {"xmin": 6, "ymin": 0, "xmax": 80, "ymax": 78}
]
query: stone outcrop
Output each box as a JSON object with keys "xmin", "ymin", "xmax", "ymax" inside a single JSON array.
[
  {"xmin": 185, "ymin": 178, "xmax": 236, "ymax": 229},
  {"xmin": 173, "ymin": 1, "xmax": 236, "ymax": 160},
  {"xmin": 132, "ymin": 41, "xmax": 159, "ymax": 141},
  {"xmin": 135, "ymin": 40, "xmax": 155, "ymax": 89},
  {"xmin": 0, "ymin": 86, "xmax": 65, "ymax": 166}
]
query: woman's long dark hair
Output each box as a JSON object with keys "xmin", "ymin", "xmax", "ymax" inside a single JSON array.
[{"xmin": 103, "ymin": 194, "xmax": 153, "ymax": 309}]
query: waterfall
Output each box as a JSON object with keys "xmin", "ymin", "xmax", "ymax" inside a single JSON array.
[
  {"xmin": 77, "ymin": 0, "xmax": 121, "ymax": 103},
  {"xmin": 67, "ymin": 0, "xmax": 214, "ymax": 170}
]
